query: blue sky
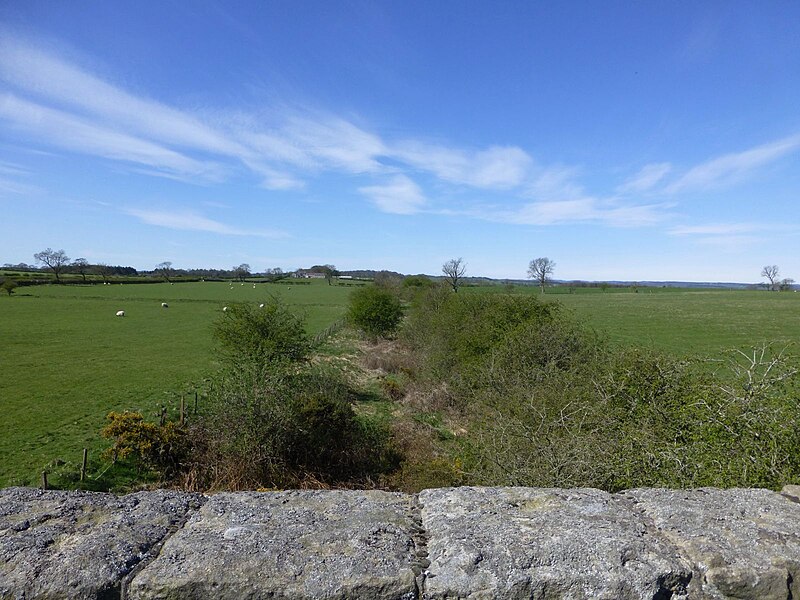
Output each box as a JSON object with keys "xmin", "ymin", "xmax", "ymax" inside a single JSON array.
[{"xmin": 1, "ymin": 1, "xmax": 798, "ymax": 282}]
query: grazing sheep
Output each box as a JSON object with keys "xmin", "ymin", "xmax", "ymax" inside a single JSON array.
[
  {"xmin": 223, "ymin": 306, "xmax": 228, "ymax": 312},
  {"xmin": 259, "ymin": 303, "xmax": 265, "ymax": 308},
  {"xmin": 115, "ymin": 310, "xmax": 125, "ymax": 317},
  {"xmin": 161, "ymin": 302, "xmax": 169, "ymax": 308}
]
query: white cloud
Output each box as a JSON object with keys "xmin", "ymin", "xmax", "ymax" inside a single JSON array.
[
  {"xmin": 284, "ymin": 116, "xmax": 386, "ymax": 174},
  {"xmin": 125, "ymin": 208, "xmax": 288, "ymax": 238},
  {"xmin": 488, "ymin": 197, "xmax": 670, "ymax": 227},
  {"xmin": 0, "ymin": 94, "xmax": 226, "ymax": 181},
  {"xmin": 666, "ymin": 134, "xmax": 800, "ymax": 193},
  {"xmin": 359, "ymin": 175, "xmax": 426, "ymax": 214},
  {"xmin": 0, "ymin": 34, "xmax": 246, "ymax": 157},
  {"xmin": 0, "ymin": 176, "xmax": 40, "ymax": 196},
  {"xmin": 617, "ymin": 163, "xmax": 672, "ymax": 194},
  {"xmin": 526, "ymin": 165, "xmax": 585, "ymax": 200},
  {"xmin": 393, "ymin": 142, "xmax": 533, "ymax": 189},
  {"xmin": 668, "ymin": 223, "xmax": 758, "ymax": 236}
]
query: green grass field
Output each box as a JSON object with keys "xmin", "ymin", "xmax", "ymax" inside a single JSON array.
[
  {"xmin": 0, "ymin": 280, "xmax": 352, "ymax": 488},
  {"xmin": 549, "ymin": 287, "xmax": 799, "ymax": 357},
  {"xmin": 1, "ymin": 279, "xmax": 798, "ymax": 490},
  {"xmin": 467, "ymin": 284, "xmax": 799, "ymax": 358}
]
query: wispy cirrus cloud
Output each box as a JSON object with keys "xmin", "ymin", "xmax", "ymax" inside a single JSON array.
[
  {"xmin": 665, "ymin": 135, "xmax": 800, "ymax": 193},
  {"xmin": 668, "ymin": 223, "xmax": 760, "ymax": 236},
  {"xmin": 0, "ymin": 30, "xmax": 728, "ymax": 230},
  {"xmin": 0, "ymin": 35, "xmax": 246, "ymax": 157},
  {"xmin": 483, "ymin": 197, "xmax": 671, "ymax": 227},
  {"xmin": 0, "ymin": 94, "xmax": 226, "ymax": 181},
  {"xmin": 359, "ymin": 175, "xmax": 426, "ymax": 214},
  {"xmin": 617, "ymin": 163, "xmax": 672, "ymax": 194},
  {"xmin": 392, "ymin": 142, "xmax": 533, "ymax": 189},
  {"xmin": 125, "ymin": 208, "xmax": 288, "ymax": 238},
  {"xmin": 0, "ymin": 159, "xmax": 41, "ymax": 196}
]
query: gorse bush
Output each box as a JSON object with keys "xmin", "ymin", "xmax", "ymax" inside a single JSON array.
[
  {"xmin": 347, "ymin": 285, "xmax": 404, "ymax": 338},
  {"xmin": 101, "ymin": 411, "xmax": 186, "ymax": 476}
]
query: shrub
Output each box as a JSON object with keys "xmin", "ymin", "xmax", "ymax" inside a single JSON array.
[
  {"xmin": 101, "ymin": 411, "xmax": 186, "ymax": 476},
  {"xmin": 402, "ymin": 289, "xmax": 564, "ymax": 383},
  {"xmin": 187, "ymin": 363, "xmax": 397, "ymax": 490},
  {"xmin": 1, "ymin": 279, "xmax": 18, "ymax": 296},
  {"xmin": 213, "ymin": 298, "xmax": 310, "ymax": 368},
  {"xmin": 348, "ymin": 285, "xmax": 404, "ymax": 338}
]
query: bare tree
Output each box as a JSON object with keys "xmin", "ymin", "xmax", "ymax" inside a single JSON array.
[
  {"xmin": 94, "ymin": 263, "xmax": 113, "ymax": 283},
  {"xmin": 233, "ymin": 263, "xmax": 251, "ymax": 281},
  {"xmin": 72, "ymin": 258, "xmax": 90, "ymax": 282},
  {"xmin": 155, "ymin": 261, "xmax": 174, "ymax": 283},
  {"xmin": 761, "ymin": 265, "xmax": 780, "ymax": 291},
  {"xmin": 528, "ymin": 257, "xmax": 556, "ymax": 293},
  {"xmin": 34, "ymin": 248, "xmax": 70, "ymax": 282},
  {"xmin": 780, "ymin": 278, "xmax": 795, "ymax": 292},
  {"xmin": 442, "ymin": 258, "xmax": 466, "ymax": 292},
  {"xmin": 321, "ymin": 264, "xmax": 338, "ymax": 286}
]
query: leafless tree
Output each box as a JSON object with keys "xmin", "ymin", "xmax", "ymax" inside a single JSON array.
[
  {"xmin": 761, "ymin": 265, "xmax": 780, "ymax": 291},
  {"xmin": 528, "ymin": 257, "xmax": 556, "ymax": 293},
  {"xmin": 233, "ymin": 263, "xmax": 251, "ymax": 281},
  {"xmin": 442, "ymin": 258, "xmax": 466, "ymax": 292},
  {"xmin": 155, "ymin": 261, "xmax": 174, "ymax": 283},
  {"xmin": 72, "ymin": 258, "xmax": 90, "ymax": 282},
  {"xmin": 94, "ymin": 263, "xmax": 113, "ymax": 283},
  {"xmin": 780, "ymin": 278, "xmax": 795, "ymax": 292},
  {"xmin": 322, "ymin": 264, "xmax": 338, "ymax": 286},
  {"xmin": 34, "ymin": 248, "xmax": 70, "ymax": 282}
]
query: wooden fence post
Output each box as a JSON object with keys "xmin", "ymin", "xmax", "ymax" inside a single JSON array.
[{"xmin": 80, "ymin": 448, "xmax": 88, "ymax": 482}]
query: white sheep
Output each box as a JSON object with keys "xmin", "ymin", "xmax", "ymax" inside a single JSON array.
[
  {"xmin": 115, "ymin": 310, "xmax": 125, "ymax": 317},
  {"xmin": 259, "ymin": 303, "xmax": 265, "ymax": 308},
  {"xmin": 161, "ymin": 302, "xmax": 169, "ymax": 308},
  {"xmin": 223, "ymin": 306, "xmax": 228, "ymax": 312}
]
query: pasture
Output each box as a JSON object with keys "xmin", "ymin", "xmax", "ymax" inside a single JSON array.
[
  {"xmin": 467, "ymin": 285, "xmax": 799, "ymax": 358},
  {"xmin": 1, "ymin": 279, "xmax": 797, "ymax": 490},
  {"xmin": 0, "ymin": 280, "xmax": 351, "ymax": 488},
  {"xmin": 550, "ymin": 287, "xmax": 800, "ymax": 357}
]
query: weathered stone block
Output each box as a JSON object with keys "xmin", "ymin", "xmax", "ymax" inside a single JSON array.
[
  {"xmin": 0, "ymin": 487, "xmax": 204, "ymax": 599},
  {"xmin": 625, "ymin": 487, "xmax": 800, "ymax": 600},
  {"xmin": 127, "ymin": 489, "xmax": 420, "ymax": 599},
  {"xmin": 419, "ymin": 486, "xmax": 691, "ymax": 599}
]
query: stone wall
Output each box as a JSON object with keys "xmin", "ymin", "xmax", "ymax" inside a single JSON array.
[{"xmin": 2, "ymin": 485, "xmax": 800, "ymax": 599}]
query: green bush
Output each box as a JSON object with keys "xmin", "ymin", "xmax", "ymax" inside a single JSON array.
[
  {"xmin": 1, "ymin": 279, "xmax": 18, "ymax": 296},
  {"xmin": 213, "ymin": 298, "xmax": 310, "ymax": 368},
  {"xmin": 189, "ymin": 363, "xmax": 396, "ymax": 489},
  {"xmin": 401, "ymin": 289, "xmax": 800, "ymax": 491},
  {"xmin": 402, "ymin": 289, "xmax": 564, "ymax": 383},
  {"xmin": 348, "ymin": 285, "xmax": 404, "ymax": 338}
]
